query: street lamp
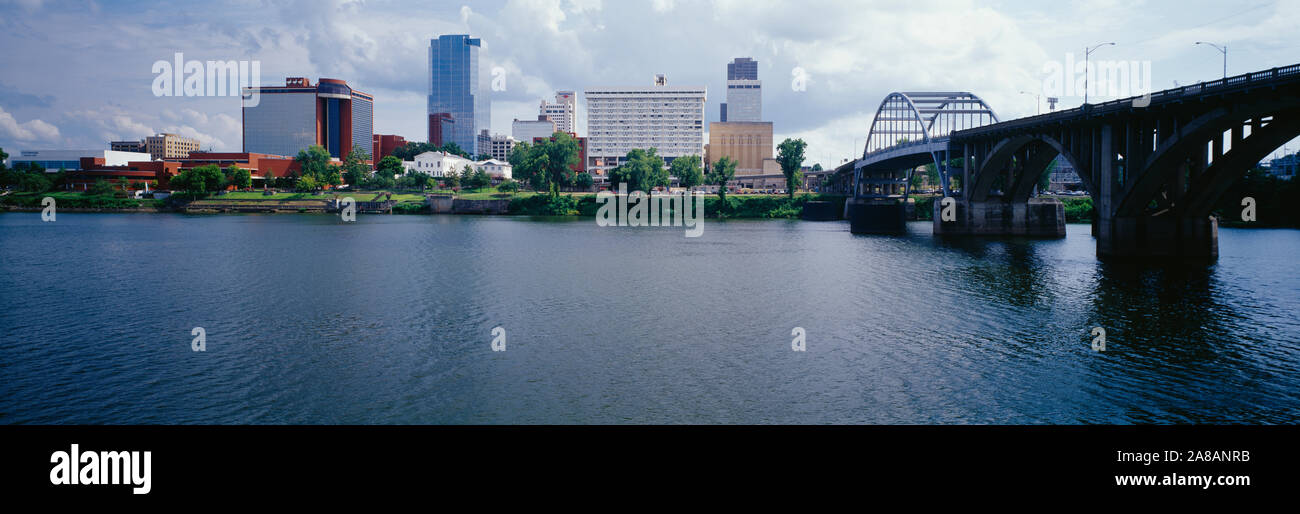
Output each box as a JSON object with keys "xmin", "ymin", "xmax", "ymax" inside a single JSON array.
[
  {"xmin": 1195, "ymin": 41, "xmax": 1227, "ymax": 79},
  {"xmin": 1019, "ymin": 90, "xmax": 1042, "ymax": 115},
  {"xmin": 1084, "ymin": 42, "xmax": 1116, "ymax": 105}
]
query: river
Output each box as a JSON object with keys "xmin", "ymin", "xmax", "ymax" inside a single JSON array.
[{"xmin": 1, "ymin": 213, "xmax": 1297, "ymax": 424}]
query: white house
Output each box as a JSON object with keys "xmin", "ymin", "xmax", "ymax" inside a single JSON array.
[
  {"xmin": 475, "ymin": 159, "xmax": 512, "ymax": 180},
  {"xmin": 404, "ymin": 151, "xmax": 473, "ymax": 177}
]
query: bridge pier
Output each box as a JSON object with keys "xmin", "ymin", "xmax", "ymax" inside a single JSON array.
[
  {"xmin": 848, "ymin": 199, "xmax": 907, "ymax": 234},
  {"xmin": 933, "ymin": 198, "xmax": 1065, "ymax": 237},
  {"xmin": 1096, "ymin": 215, "xmax": 1218, "ymax": 260}
]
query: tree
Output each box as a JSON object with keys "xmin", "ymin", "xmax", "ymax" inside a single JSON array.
[
  {"xmin": 86, "ymin": 179, "xmax": 115, "ymax": 196},
  {"xmin": 295, "ymin": 175, "xmax": 320, "ymax": 192},
  {"xmin": 776, "ymin": 138, "xmax": 807, "ymax": 198},
  {"xmin": 608, "ymin": 148, "xmax": 668, "ymax": 194},
  {"xmin": 473, "ymin": 167, "xmax": 493, "ymax": 189},
  {"xmin": 508, "ymin": 135, "xmax": 581, "ymax": 196},
  {"xmin": 538, "ymin": 132, "xmax": 581, "ymax": 197},
  {"xmin": 227, "ymin": 165, "xmax": 252, "ymax": 189},
  {"xmin": 573, "ymin": 172, "xmax": 593, "ymax": 191},
  {"xmin": 475, "ymin": 153, "xmax": 491, "ymax": 161},
  {"xmin": 343, "ymin": 148, "xmax": 372, "ymax": 188},
  {"xmin": 670, "ymin": 155, "xmax": 704, "ymax": 190},
  {"xmin": 376, "ymin": 155, "xmax": 404, "ymax": 179},
  {"xmin": 442, "ymin": 166, "xmax": 461, "ymax": 189},
  {"xmin": 707, "ymin": 156, "xmax": 737, "ymax": 202},
  {"xmin": 172, "ymin": 164, "xmax": 225, "ymax": 194},
  {"xmin": 497, "ymin": 179, "xmax": 519, "ymax": 192},
  {"xmin": 294, "ymin": 145, "xmax": 341, "ymax": 189}
]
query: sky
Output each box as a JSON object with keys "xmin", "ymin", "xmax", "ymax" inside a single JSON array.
[{"xmin": 1, "ymin": 0, "xmax": 1298, "ymax": 166}]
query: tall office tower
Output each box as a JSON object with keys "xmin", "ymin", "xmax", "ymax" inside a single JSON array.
[
  {"xmin": 539, "ymin": 90, "xmax": 576, "ymax": 134},
  {"xmin": 725, "ymin": 57, "xmax": 761, "ymax": 122},
  {"xmin": 429, "ymin": 34, "xmax": 490, "ymax": 155},
  {"xmin": 242, "ymin": 77, "xmax": 373, "ymax": 159},
  {"xmin": 584, "ymin": 75, "xmax": 706, "ymax": 175}
]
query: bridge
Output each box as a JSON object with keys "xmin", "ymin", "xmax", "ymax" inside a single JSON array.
[{"xmin": 839, "ymin": 62, "xmax": 1300, "ymax": 259}]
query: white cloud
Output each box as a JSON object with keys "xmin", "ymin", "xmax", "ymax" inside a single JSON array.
[{"xmin": 0, "ymin": 105, "xmax": 60, "ymax": 142}]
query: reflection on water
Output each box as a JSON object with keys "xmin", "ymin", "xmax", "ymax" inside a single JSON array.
[{"xmin": 0, "ymin": 214, "xmax": 1296, "ymax": 424}]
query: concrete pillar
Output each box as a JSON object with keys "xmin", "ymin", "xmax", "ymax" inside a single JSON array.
[
  {"xmin": 1097, "ymin": 215, "xmax": 1218, "ymax": 259},
  {"xmin": 849, "ymin": 200, "xmax": 906, "ymax": 234},
  {"xmin": 932, "ymin": 198, "xmax": 1065, "ymax": 237}
]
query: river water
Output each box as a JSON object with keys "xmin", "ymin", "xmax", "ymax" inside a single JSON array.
[{"xmin": 1, "ymin": 213, "xmax": 1297, "ymax": 424}]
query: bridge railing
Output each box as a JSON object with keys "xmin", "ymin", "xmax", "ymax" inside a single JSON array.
[
  {"xmin": 861, "ymin": 138, "xmax": 944, "ymax": 160},
  {"xmin": 1089, "ymin": 63, "xmax": 1300, "ymax": 113},
  {"xmin": 950, "ymin": 63, "xmax": 1300, "ymax": 138}
]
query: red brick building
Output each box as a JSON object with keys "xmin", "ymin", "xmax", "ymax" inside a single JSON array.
[
  {"xmin": 67, "ymin": 158, "xmax": 181, "ymax": 191},
  {"xmin": 372, "ymin": 134, "xmax": 408, "ymax": 162}
]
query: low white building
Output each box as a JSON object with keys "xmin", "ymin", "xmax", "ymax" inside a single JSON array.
[
  {"xmin": 404, "ymin": 151, "xmax": 473, "ymax": 177},
  {"xmin": 6, "ymin": 149, "xmax": 153, "ymax": 171},
  {"xmin": 401, "ymin": 151, "xmax": 512, "ymax": 180},
  {"xmin": 475, "ymin": 159, "xmax": 512, "ymax": 180}
]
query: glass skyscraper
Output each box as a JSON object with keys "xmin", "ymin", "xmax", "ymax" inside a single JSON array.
[
  {"xmin": 242, "ymin": 77, "xmax": 373, "ymax": 159},
  {"xmin": 429, "ymin": 34, "xmax": 490, "ymax": 155}
]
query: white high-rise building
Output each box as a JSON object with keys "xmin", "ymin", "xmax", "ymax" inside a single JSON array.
[
  {"xmin": 584, "ymin": 75, "xmax": 706, "ymax": 175},
  {"xmin": 539, "ymin": 91, "xmax": 576, "ymax": 134}
]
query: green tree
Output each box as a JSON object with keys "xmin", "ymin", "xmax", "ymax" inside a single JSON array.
[
  {"xmin": 497, "ymin": 179, "xmax": 519, "ymax": 192},
  {"xmin": 342, "ymin": 148, "xmax": 372, "ymax": 188},
  {"xmin": 21, "ymin": 172, "xmax": 52, "ymax": 193},
  {"xmin": 376, "ymin": 155, "xmax": 404, "ymax": 179},
  {"xmin": 172, "ymin": 165, "xmax": 225, "ymax": 193},
  {"xmin": 707, "ymin": 156, "xmax": 737, "ymax": 202},
  {"xmin": 776, "ymin": 138, "xmax": 807, "ymax": 198},
  {"xmin": 670, "ymin": 155, "xmax": 704, "ymax": 190},
  {"xmin": 538, "ymin": 132, "xmax": 581, "ymax": 197},
  {"xmin": 86, "ymin": 179, "xmax": 115, "ymax": 196},
  {"xmin": 295, "ymin": 175, "xmax": 320, "ymax": 192},
  {"xmin": 442, "ymin": 166, "xmax": 461, "ymax": 189},
  {"xmin": 573, "ymin": 172, "xmax": 594, "ymax": 191},
  {"xmin": 227, "ymin": 165, "xmax": 252, "ymax": 189},
  {"xmin": 294, "ymin": 145, "xmax": 340, "ymax": 189},
  {"xmin": 476, "ymin": 167, "xmax": 494, "ymax": 189}
]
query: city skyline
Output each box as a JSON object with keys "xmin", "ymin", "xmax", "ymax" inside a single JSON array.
[{"xmin": 1, "ymin": 0, "xmax": 1298, "ymax": 164}]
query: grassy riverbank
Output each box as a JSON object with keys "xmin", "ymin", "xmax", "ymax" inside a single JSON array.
[{"xmin": 0, "ymin": 191, "xmax": 164, "ymax": 209}]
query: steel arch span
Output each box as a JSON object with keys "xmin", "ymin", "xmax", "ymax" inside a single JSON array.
[
  {"xmin": 856, "ymin": 92, "xmax": 1000, "ymax": 198},
  {"xmin": 863, "ymin": 92, "xmax": 1000, "ymax": 156}
]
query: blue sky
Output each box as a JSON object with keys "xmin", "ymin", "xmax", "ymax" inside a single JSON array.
[{"xmin": 1, "ymin": 0, "xmax": 1297, "ymax": 165}]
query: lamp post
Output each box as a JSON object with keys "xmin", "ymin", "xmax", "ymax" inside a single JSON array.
[
  {"xmin": 1195, "ymin": 41, "xmax": 1227, "ymax": 79},
  {"xmin": 1084, "ymin": 42, "xmax": 1116, "ymax": 105},
  {"xmin": 1019, "ymin": 90, "xmax": 1042, "ymax": 115}
]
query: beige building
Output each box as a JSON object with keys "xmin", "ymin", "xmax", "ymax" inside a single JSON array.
[
  {"xmin": 707, "ymin": 121, "xmax": 772, "ymax": 175},
  {"xmin": 144, "ymin": 133, "xmax": 200, "ymax": 160}
]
